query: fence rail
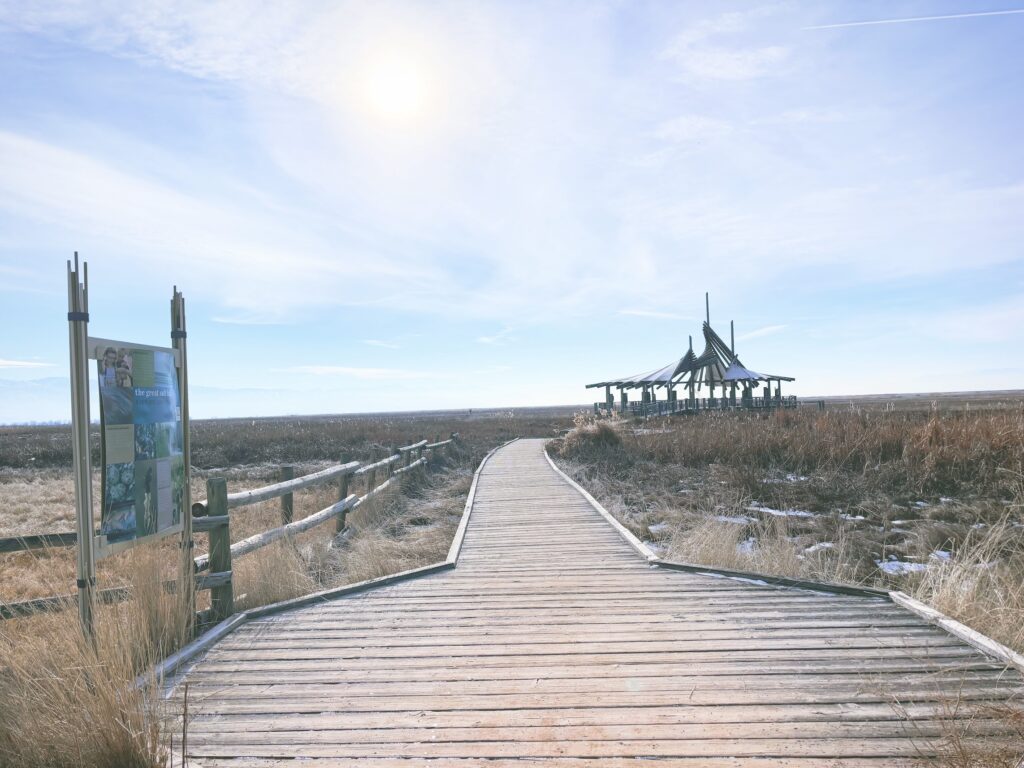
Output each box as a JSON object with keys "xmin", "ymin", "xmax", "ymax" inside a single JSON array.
[{"xmin": 0, "ymin": 433, "xmax": 459, "ymax": 623}]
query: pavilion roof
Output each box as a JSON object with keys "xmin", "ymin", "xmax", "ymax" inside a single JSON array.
[{"xmin": 586, "ymin": 315, "xmax": 794, "ymax": 389}]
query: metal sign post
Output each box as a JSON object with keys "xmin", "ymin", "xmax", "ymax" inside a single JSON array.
[
  {"xmin": 171, "ymin": 287, "xmax": 195, "ymax": 638},
  {"xmin": 67, "ymin": 255, "xmax": 96, "ymax": 642}
]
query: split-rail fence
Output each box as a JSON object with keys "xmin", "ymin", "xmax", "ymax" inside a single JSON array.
[{"xmin": 0, "ymin": 434, "xmax": 459, "ymax": 623}]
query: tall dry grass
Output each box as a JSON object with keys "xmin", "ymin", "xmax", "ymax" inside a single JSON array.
[
  {"xmin": 0, "ymin": 547, "xmax": 186, "ymax": 767},
  {"xmin": 561, "ymin": 407, "xmax": 1024, "ymax": 499},
  {"xmin": 912, "ymin": 517, "xmax": 1024, "ymax": 654}
]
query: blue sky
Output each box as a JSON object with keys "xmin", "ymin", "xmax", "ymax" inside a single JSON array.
[{"xmin": 1, "ymin": 1, "xmax": 1023, "ymax": 422}]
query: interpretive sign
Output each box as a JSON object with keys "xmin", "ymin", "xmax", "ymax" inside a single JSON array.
[
  {"xmin": 66, "ymin": 256, "xmax": 193, "ymax": 640},
  {"xmin": 93, "ymin": 339, "xmax": 185, "ymax": 556}
]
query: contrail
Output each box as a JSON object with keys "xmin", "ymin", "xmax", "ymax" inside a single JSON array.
[{"xmin": 805, "ymin": 8, "xmax": 1024, "ymax": 30}]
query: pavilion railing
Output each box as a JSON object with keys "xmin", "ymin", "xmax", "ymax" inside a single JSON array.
[{"xmin": 593, "ymin": 395, "xmax": 799, "ymax": 418}]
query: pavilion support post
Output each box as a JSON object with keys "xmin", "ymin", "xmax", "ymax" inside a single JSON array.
[{"xmin": 620, "ymin": 389, "xmax": 628, "ymax": 413}]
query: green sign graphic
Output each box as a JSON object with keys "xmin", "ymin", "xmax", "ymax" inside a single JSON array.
[{"xmin": 95, "ymin": 343, "xmax": 185, "ymax": 544}]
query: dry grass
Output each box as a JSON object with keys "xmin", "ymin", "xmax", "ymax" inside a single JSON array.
[
  {"xmin": 0, "ymin": 547, "xmax": 185, "ymax": 767},
  {"xmin": 0, "ymin": 414, "xmax": 518, "ymax": 768},
  {"xmin": 912, "ymin": 518, "xmax": 1024, "ymax": 654}
]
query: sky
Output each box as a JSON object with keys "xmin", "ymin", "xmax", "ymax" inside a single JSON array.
[{"xmin": 1, "ymin": 1, "xmax": 1023, "ymax": 423}]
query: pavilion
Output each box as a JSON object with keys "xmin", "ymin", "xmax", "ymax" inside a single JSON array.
[{"xmin": 586, "ymin": 296, "xmax": 796, "ymax": 416}]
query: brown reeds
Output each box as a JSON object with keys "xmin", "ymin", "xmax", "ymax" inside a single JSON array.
[{"xmin": 0, "ymin": 547, "xmax": 184, "ymax": 767}]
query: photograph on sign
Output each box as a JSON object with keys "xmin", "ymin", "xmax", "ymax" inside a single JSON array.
[{"xmin": 94, "ymin": 343, "xmax": 184, "ymax": 547}]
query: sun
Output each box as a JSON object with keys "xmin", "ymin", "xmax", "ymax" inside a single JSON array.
[{"xmin": 358, "ymin": 50, "xmax": 433, "ymax": 123}]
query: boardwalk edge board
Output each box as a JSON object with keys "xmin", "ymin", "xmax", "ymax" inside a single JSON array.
[
  {"xmin": 446, "ymin": 438, "xmax": 519, "ymax": 564},
  {"xmin": 653, "ymin": 560, "xmax": 890, "ymax": 599},
  {"xmin": 541, "ymin": 449, "xmax": 660, "ymax": 562},
  {"xmin": 890, "ymin": 590, "xmax": 1024, "ymax": 675},
  {"xmin": 543, "ymin": 445, "xmax": 1024, "ymax": 675},
  {"xmin": 140, "ymin": 441, "xmax": 515, "ymax": 694}
]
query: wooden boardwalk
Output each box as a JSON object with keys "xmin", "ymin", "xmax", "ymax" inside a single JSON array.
[{"xmin": 177, "ymin": 439, "xmax": 1022, "ymax": 766}]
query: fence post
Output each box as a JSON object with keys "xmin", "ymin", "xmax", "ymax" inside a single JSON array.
[
  {"xmin": 280, "ymin": 465, "xmax": 294, "ymax": 524},
  {"xmin": 367, "ymin": 448, "xmax": 379, "ymax": 493},
  {"xmin": 337, "ymin": 456, "xmax": 350, "ymax": 534},
  {"xmin": 206, "ymin": 478, "xmax": 233, "ymax": 621}
]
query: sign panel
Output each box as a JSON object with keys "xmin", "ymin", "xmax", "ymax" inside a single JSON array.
[{"xmin": 94, "ymin": 341, "xmax": 185, "ymax": 552}]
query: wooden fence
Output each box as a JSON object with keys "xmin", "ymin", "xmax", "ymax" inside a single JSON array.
[{"xmin": 0, "ymin": 434, "xmax": 459, "ymax": 623}]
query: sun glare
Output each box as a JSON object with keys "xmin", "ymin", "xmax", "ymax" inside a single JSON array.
[{"xmin": 359, "ymin": 50, "xmax": 433, "ymax": 123}]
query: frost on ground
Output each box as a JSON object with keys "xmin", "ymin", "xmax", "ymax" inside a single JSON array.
[{"xmin": 746, "ymin": 503, "xmax": 816, "ymax": 518}]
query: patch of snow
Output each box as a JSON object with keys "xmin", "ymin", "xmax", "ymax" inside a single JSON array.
[
  {"xmin": 971, "ymin": 523, "xmax": 987, "ymax": 529},
  {"xmin": 940, "ymin": 497, "xmax": 954, "ymax": 504},
  {"xmin": 647, "ymin": 523, "xmax": 670, "ymax": 535},
  {"xmin": 712, "ymin": 514, "xmax": 755, "ymax": 525},
  {"xmin": 804, "ymin": 542, "xmax": 834, "ymax": 555},
  {"xmin": 677, "ymin": 489, "xmax": 694, "ymax": 495},
  {"xmin": 642, "ymin": 539, "xmax": 667, "ymax": 553},
  {"xmin": 747, "ymin": 503, "xmax": 816, "ymax": 518},
  {"xmin": 913, "ymin": 501, "xmax": 929, "ymax": 508},
  {"xmin": 930, "ymin": 550, "xmax": 951, "ymax": 562},
  {"xmin": 840, "ymin": 513, "xmax": 866, "ymax": 521},
  {"xmin": 737, "ymin": 537, "xmax": 757, "ymax": 555},
  {"xmin": 876, "ymin": 559, "xmax": 928, "ymax": 576},
  {"xmin": 762, "ymin": 473, "xmax": 809, "ymax": 484}
]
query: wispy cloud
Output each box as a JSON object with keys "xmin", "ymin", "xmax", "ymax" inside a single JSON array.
[
  {"xmin": 212, "ymin": 313, "xmax": 291, "ymax": 326},
  {"xmin": 805, "ymin": 9, "xmax": 1024, "ymax": 31},
  {"xmin": 0, "ymin": 359, "xmax": 54, "ymax": 369},
  {"xmin": 275, "ymin": 365, "xmax": 441, "ymax": 380},
  {"xmin": 362, "ymin": 339, "xmax": 401, "ymax": 349},
  {"xmin": 476, "ymin": 327, "xmax": 516, "ymax": 345},
  {"xmin": 654, "ymin": 115, "xmax": 733, "ymax": 144},
  {"xmin": 737, "ymin": 324, "xmax": 787, "ymax": 341},
  {"xmin": 664, "ymin": 8, "xmax": 789, "ymax": 81},
  {"xmin": 924, "ymin": 295, "xmax": 1024, "ymax": 343},
  {"xmin": 618, "ymin": 309, "xmax": 687, "ymax": 321}
]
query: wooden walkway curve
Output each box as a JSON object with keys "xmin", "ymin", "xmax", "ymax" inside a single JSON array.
[{"xmin": 176, "ymin": 438, "xmax": 1022, "ymax": 766}]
